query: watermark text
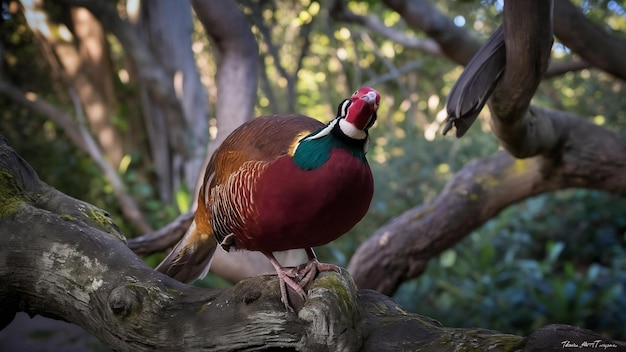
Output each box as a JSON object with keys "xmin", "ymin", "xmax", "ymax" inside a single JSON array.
[{"xmin": 561, "ymin": 340, "xmax": 618, "ymax": 350}]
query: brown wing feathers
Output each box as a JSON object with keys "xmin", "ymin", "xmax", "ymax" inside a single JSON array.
[{"xmin": 156, "ymin": 115, "xmax": 323, "ymax": 282}]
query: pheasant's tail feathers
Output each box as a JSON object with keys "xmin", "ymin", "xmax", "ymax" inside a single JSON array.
[
  {"xmin": 445, "ymin": 24, "xmax": 506, "ymax": 137},
  {"xmin": 155, "ymin": 221, "xmax": 218, "ymax": 284}
]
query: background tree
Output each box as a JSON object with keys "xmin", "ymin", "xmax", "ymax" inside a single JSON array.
[{"xmin": 1, "ymin": 0, "xmax": 625, "ymax": 348}]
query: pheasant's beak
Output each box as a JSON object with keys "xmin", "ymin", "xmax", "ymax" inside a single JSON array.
[
  {"xmin": 355, "ymin": 88, "xmax": 380, "ymax": 112},
  {"xmin": 361, "ymin": 91, "xmax": 378, "ymax": 104}
]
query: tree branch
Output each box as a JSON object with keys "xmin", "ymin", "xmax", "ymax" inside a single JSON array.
[
  {"xmin": 136, "ymin": 1, "xmax": 210, "ymax": 200},
  {"xmin": 488, "ymin": 0, "xmax": 555, "ymax": 157},
  {"xmin": 127, "ymin": 211, "xmax": 193, "ymax": 255},
  {"xmin": 56, "ymin": 0, "xmax": 206, "ymax": 205},
  {"xmin": 55, "ymin": 0, "xmax": 180, "ymax": 101},
  {"xmin": 239, "ymin": 0, "xmax": 306, "ymax": 113},
  {"xmin": 382, "ymin": 0, "xmax": 481, "ymax": 65},
  {"xmin": 553, "ymin": 0, "xmax": 626, "ymax": 81},
  {"xmin": 3, "ymin": 134, "xmax": 623, "ymax": 350},
  {"xmin": 544, "ymin": 59, "xmax": 591, "ymax": 78},
  {"xmin": 350, "ymin": 0, "xmax": 626, "ymax": 299}
]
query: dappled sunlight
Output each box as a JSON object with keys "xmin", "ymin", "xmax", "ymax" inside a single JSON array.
[
  {"xmin": 173, "ymin": 70, "xmax": 183, "ymax": 100},
  {"xmin": 125, "ymin": 0, "xmax": 140, "ymax": 23},
  {"xmin": 436, "ymin": 163, "xmax": 451, "ymax": 175},
  {"xmin": 57, "ymin": 23, "xmax": 73, "ymax": 42},
  {"xmin": 424, "ymin": 108, "xmax": 447, "ymax": 141},
  {"xmin": 453, "ymin": 16, "xmax": 466, "ymax": 27},
  {"xmin": 21, "ymin": 0, "xmax": 51, "ymax": 37},
  {"xmin": 427, "ymin": 94, "xmax": 440, "ymax": 111},
  {"xmin": 593, "ymin": 115, "xmax": 606, "ymax": 125},
  {"xmin": 117, "ymin": 68, "xmax": 129, "ymax": 83},
  {"xmin": 118, "ymin": 154, "xmax": 132, "ymax": 174},
  {"xmin": 24, "ymin": 91, "xmax": 38, "ymax": 101},
  {"xmin": 473, "ymin": 20, "xmax": 485, "ymax": 31}
]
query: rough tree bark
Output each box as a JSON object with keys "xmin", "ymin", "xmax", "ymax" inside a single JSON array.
[
  {"xmin": 348, "ymin": 0, "xmax": 626, "ymax": 295},
  {"xmin": 1, "ymin": 134, "xmax": 624, "ymax": 351}
]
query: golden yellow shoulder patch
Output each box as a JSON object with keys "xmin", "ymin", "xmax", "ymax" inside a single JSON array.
[{"xmin": 288, "ymin": 130, "xmax": 312, "ymax": 156}]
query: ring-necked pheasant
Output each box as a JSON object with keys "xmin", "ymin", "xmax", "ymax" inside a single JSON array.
[{"xmin": 156, "ymin": 87, "xmax": 380, "ymax": 309}]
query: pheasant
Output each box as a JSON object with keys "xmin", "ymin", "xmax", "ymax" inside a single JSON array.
[{"xmin": 156, "ymin": 87, "xmax": 380, "ymax": 309}]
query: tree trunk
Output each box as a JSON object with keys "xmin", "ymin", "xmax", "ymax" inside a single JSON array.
[
  {"xmin": 1, "ymin": 134, "xmax": 624, "ymax": 351},
  {"xmin": 192, "ymin": 0, "xmax": 259, "ymax": 149},
  {"xmin": 136, "ymin": 0, "xmax": 209, "ymax": 203}
]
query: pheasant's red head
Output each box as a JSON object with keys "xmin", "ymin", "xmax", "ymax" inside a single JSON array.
[
  {"xmin": 334, "ymin": 86, "xmax": 380, "ymax": 141},
  {"xmin": 345, "ymin": 87, "xmax": 380, "ymax": 130},
  {"xmin": 293, "ymin": 87, "xmax": 381, "ymax": 157}
]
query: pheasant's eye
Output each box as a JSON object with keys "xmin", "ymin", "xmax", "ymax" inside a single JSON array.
[{"xmin": 352, "ymin": 90, "xmax": 358, "ymax": 96}]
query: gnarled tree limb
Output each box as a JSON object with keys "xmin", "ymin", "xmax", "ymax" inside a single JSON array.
[{"xmin": 489, "ymin": 0, "xmax": 555, "ymax": 157}]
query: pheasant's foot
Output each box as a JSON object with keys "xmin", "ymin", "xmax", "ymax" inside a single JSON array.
[
  {"xmin": 265, "ymin": 252, "xmax": 306, "ymax": 311},
  {"xmin": 274, "ymin": 266, "xmax": 307, "ymax": 311},
  {"xmin": 296, "ymin": 259, "xmax": 341, "ymax": 290},
  {"xmin": 263, "ymin": 249, "xmax": 342, "ymax": 311}
]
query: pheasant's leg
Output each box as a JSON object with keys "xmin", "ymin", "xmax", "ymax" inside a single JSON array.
[
  {"xmin": 264, "ymin": 252, "xmax": 306, "ymax": 311},
  {"xmin": 296, "ymin": 248, "xmax": 341, "ymax": 289}
]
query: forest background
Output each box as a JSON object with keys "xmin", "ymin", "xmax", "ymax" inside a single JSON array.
[{"xmin": 1, "ymin": 0, "xmax": 625, "ymax": 346}]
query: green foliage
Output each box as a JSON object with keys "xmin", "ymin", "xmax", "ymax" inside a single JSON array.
[{"xmin": 394, "ymin": 190, "xmax": 626, "ymax": 339}]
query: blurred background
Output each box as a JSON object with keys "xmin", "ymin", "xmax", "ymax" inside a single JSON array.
[{"xmin": 1, "ymin": 0, "xmax": 625, "ymax": 348}]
